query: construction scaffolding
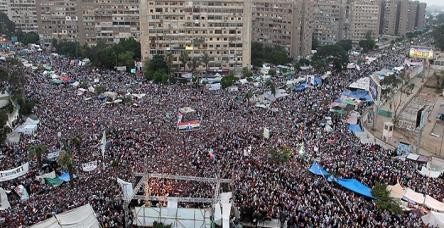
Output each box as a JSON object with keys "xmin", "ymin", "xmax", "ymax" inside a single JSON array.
[{"xmin": 122, "ymin": 172, "xmax": 231, "ymax": 228}]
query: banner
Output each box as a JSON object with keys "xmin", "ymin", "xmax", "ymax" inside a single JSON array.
[
  {"xmin": 0, "ymin": 188, "xmax": 10, "ymax": 210},
  {"xmin": 36, "ymin": 171, "xmax": 56, "ymax": 183},
  {"xmin": 14, "ymin": 185, "xmax": 29, "ymax": 201},
  {"xmin": 47, "ymin": 151, "xmax": 60, "ymax": 161},
  {"xmin": 81, "ymin": 161, "xmax": 97, "ymax": 172},
  {"xmin": 0, "ymin": 163, "xmax": 29, "ymax": 182},
  {"xmin": 100, "ymin": 131, "xmax": 106, "ymax": 158},
  {"xmin": 45, "ymin": 177, "xmax": 63, "ymax": 187},
  {"xmin": 409, "ymin": 47, "xmax": 433, "ymax": 60},
  {"xmin": 117, "ymin": 178, "xmax": 133, "ymax": 201}
]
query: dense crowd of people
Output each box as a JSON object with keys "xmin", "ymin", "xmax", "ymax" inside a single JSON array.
[{"xmin": 0, "ymin": 35, "xmax": 442, "ymax": 227}]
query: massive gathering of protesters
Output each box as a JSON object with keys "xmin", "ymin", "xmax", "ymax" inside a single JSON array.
[{"xmin": 0, "ymin": 34, "xmax": 442, "ymax": 228}]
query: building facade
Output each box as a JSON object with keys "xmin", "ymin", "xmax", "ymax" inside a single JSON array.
[
  {"xmin": 380, "ymin": 0, "xmax": 398, "ymax": 35},
  {"xmin": 7, "ymin": 0, "xmax": 38, "ymax": 32},
  {"xmin": 0, "ymin": 0, "xmax": 8, "ymax": 15},
  {"xmin": 139, "ymin": 0, "xmax": 252, "ymax": 70},
  {"xmin": 416, "ymin": 2, "xmax": 426, "ymax": 29},
  {"xmin": 252, "ymin": 0, "xmax": 313, "ymax": 58},
  {"xmin": 407, "ymin": 0, "xmax": 418, "ymax": 31},
  {"xmin": 346, "ymin": 0, "xmax": 381, "ymax": 41},
  {"xmin": 78, "ymin": 0, "xmax": 140, "ymax": 45},
  {"xmin": 313, "ymin": 0, "xmax": 347, "ymax": 45},
  {"xmin": 36, "ymin": 0, "xmax": 80, "ymax": 44}
]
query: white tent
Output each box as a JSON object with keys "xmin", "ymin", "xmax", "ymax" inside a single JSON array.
[
  {"xmin": 387, "ymin": 183, "xmax": 405, "ymax": 199},
  {"xmin": 15, "ymin": 117, "xmax": 39, "ymax": 135},
  {"xmin": 5, "ymin": 132, "xmax": 20, "ymax": 145},
  {"xmin": 31, "ymin": 204, "xmax": 99, "ymax": 228},
  {"xmin": 418, "ymin": 166, "xmax": 442, "ymax": 178},
  {"xmin": 424, "ymin": 195, "xmax": 444, "ymax": 212},
  {"xmin": 402, "ymin": 188, "xmax": 425, "ymax": 204},
  {"xmin": 422, "ymin": 211, "xmax": 444, "ymax": 228}
]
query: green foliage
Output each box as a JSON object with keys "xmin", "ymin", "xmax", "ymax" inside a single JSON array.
[
  {"xmin": 268, "ymin": 69, "xmax": 276, "ymax": 77},
  {"xmin": 179, "ymin": 51, "xmax": 190, "ymax": 71},
  {"xmin": 201, "ymin": 52, "xmax": 210, "ymax": 71},
  {"xmin": 372, "ymin": 182, "xmax": 403, "ymax": 215},
  {"xmin": 436, "ymin": 13, "xmax": 444, "ymax": 25},
  {"xmin": 17, "ymin": 97, "xmax": 35, "ymax": 116},
  {"xmin": 190, "ymin": 56, "xmax": 200, "ymax": 72},
  {"xmin": 0, "ymin": 110, "xmax": 7, "ymax": 126},
  {"xmin": 242, "ymin": 67, "xmax": 253, "ymax": 78},
  {"xmin": 0, "ymin": 12, "xmax": 16, "ymax": 37},
  {"xmin": 312, "ymin": 38, "xmax": 320, "ymax": 50},
  {"xmin": 312, "ymin": 44, "xmax": 349, "ymax": 71},
  {"xmin": 17, "ymin": 31, "xmax": 40, "ymax": 45},
  {"xmin": 336, "ymin": 40, "xmax": 353, "ymax": 52},
  {"xmin": 251, "ymin": 42, "xmax": 290, "ymax": 67},
  {"xmin": 95, "ymin": 85, "xmax": 106, "ymax": 94},
  {"xmin": 221, "ymin": 72, "xmax": 237, "ymax": 89},
  {"xmin": 153, "ymin": 221, "xmax": 172, "ymax": 228},
  {"xmin": 52, "ymin": 38, "xmax": 141, "ymax": 69},
  {"xmin": 58, "ymin": 150, "xmax": 74, "ymax": 173},
  {"xmin": 433, "ymin": 25, "xmax": 444, "ymax": 51},
  {"xmin": 359, "ymin": 34, "xmax": 376, "ymax": 53},
  {"xmin": 381, "ymin": 75, "xmax": 402, "ymax": 88},
  {"xmin": 269, "ymin": 146, "xmax": 293, "ymax": 163},
  {"xmin": 28, "ymin": 144, "xmax": 48, "ymax": 167},
  {"xmin": 144, "ymin": 55, "xmax": 169, "ymax": 84}
]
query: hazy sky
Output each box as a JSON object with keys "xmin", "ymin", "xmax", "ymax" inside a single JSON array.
[{"xmin": 424, "ymin": 0, "xmax": 444, "ymax": 7}]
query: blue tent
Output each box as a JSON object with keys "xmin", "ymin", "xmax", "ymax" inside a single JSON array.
[
  {"xmin": 341, "ymin": 89, "xmax": 373, "ymax": 102},
  {"xmin": 348, "ymin": 124, "xmax": 363, "ymax": 133},
  {"xmin": 58, "ymin": 171, "xmax": 71, "ymax": 182},
  {"xmin": 397, "ymin": 142, "xmax": 411, "ymax": 155},
  {"xmin": 309, "ymin": 162, "xmax": 330, "ymax": 176},
  {"xmin": 334, "ymin": 178, "xmax": 373, "ymax": 198}
]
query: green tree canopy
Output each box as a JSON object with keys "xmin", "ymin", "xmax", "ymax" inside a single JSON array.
[
  {"xmin": 18, "ymin": 31, "xmax": 40, "ymax": 45},
  {"xmin": 251, "ymin": 42, "xmax": 290, "ymax": 67},
  {"xmin": 0, "ymin": 13, "xmax": 16, "ymax": 37},
  {"xmin": 336, "ymin": 40, "xmax": 353, "ymax": 52},
  {"xmin": 220, "ymin": 72, "xmax": 237, "ymax": 89},
  {"xmin": 312, "ymin": 44, "xmax": 349, "ymax": 71}
]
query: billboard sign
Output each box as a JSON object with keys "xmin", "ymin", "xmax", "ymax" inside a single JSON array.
[{"xmin": 409, "ymin": 47, "xmax": 433, "ymax": 60}]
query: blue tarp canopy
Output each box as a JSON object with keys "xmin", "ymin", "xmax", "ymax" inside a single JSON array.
[
  {"xmin": 58, "ymin": 171, "xmax": 71, "ymax": 182},
  {"xmin": 309, "ymin": 162, "xmax": 330, "ymax": 176},
  {"xmin": 294, "ymin": 84, "xmax": 306, "ymax": 92},
  {"xmin": 397, "ymin": 142, "xmax": 411, "ymax": 155},
  {"xmin": 334, "ymin": 178, "xmax": 374, "ymax": 198},
  {"xmin": 341, "ymin": 89, "xmax": 373, "ymax": 102},
  {"xmin": 348, "ymin": 124, "xmax": 363, "ymax": 133}
]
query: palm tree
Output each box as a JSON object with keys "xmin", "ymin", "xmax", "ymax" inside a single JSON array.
[
  {"xmin": 71, "ymin": 136, "xmax": 82, "ymax": 151},
  {"xmin": 202, "ymin": 52, "xmax": 210, "ymax": 72},
  {"xmin": 244, "ymin": 90, "xmax": 253, "ymax": 107},
  {"xmin": 165, "ymin": 52, "xmax": 174, "ymax": 77},
  {"xmin": 179, "ymin": 51, "xmax": 190, "ymax": 72},
  {"xmin": 58, "ymin": 150, "xmax": 74, "ymax": 173},
  {"xmin": 28, "ymin": 144, "xmax": 48, "ymax": 168}
]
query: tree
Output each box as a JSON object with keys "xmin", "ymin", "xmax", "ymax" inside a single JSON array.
[
  {"xmin": 201, "ymin": 52, "xmax": 210, "ymax": 72},
  {"xmin": 266, "ymin": 80, "xmax": 276, "ymax": 96},
  {"xmin": 179, "ymin": 51, "xmax": 190, "ymax": 71},
  {"xmin": 117, "ymin": 51, "xmax": 135, "ymax": 69},
  {"xmin": 359, "ymin": 32, "xmax": 376, "ymax": 53},
  {"xmin": 251, "ymin": 42, "xmax": 290, "ymax": 67},
  {"xmin": 28, "ymin": 144, "xmax": 48, "ymax": 168},
  {"xmin": 268, "ymin": 69, "xmax": 276, "ymax": 77},
  {"xmin": 269, "ymin": 146, "xmax": 293, "ymax": 163},
  {"xmin": 244, "ymin": 90, "xmax": 253, "ymax": 106},
  {"xmin": 152, "ymin": 70, "xmax": 169, "ymax": 84},
  {"xmin": 58, "ymin": 150, "xmax": 74, "ymax": 173},
  {"xmin": 336, "ymin": 40, "xmax": 353, "ymax": 52},
  {"xmin": 220, "ymin": 72, "xmax": 237, "ymax": 89},
  {"xmin": 0, "ymin": 13, "xmax": 16, "ymax": 37},
  {"xmin": 144, "ymin": 55, "xmax": 168, "ymax": 80},
  {"xmin": 312, "ymin": 44, "xmax": 349, "ymax": 71},
  {"xmin": 242, "ymin": 67, "xmax": 253, "ymax": 78},
  {"xmin": 190, "ymin": 56, "xmax": 200, "ymax": 73},
  {"xmin": 372, "ymin": 182, "xmax": 403, "ymax": 215},
  {"xmin": 165, "ymin": 52, "xmax": 174, "ymax": 77},
  {"xmin": 18, "ymin": 31, "xmax": 40, "ymax": 45},
  {"xmin": 312, "ymin": 37, "xmax": 320, "ymax": 50}
]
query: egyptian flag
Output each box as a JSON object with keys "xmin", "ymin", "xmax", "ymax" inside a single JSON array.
[{"xmin": 208, "ymin": 148, "xmax": 216, "ymax": 161}]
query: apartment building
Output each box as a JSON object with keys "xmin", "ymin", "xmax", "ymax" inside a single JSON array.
[
  {"xmin": 36, "ymin": 0, "xmax": 80, "ymax": 44},
  {"xmin": 347, "ymin": 0, "xmax": 381, "ymax": 41},
  {"xmin": 252, "ymin": 0, "xmax": 313, "ymax": 58},
  {"xmin": 313, "ymin": 0, "xmax": 347, "ymax": 45},
  {"xmin": 7, "ymin": 0, "xmax": 38, "ymax": 32},
  {"xmin": 407, "ymin": 0, "xmax": 418, "ymax": 31},
  {"xmin": 416, "ymin": 2, "xmax": 426, "ymax": 29},
  {"xmin": 78, "ymin": 0, "xmax": 140, "ymax": 45},
  {"xmin": 0, "ymin": 0, "xmax": 8, "ymax": 15},
  {"xmin": 380, "ymin": 0, "xmax": 398, "ymax": 35},
  {"xmin": 139, "ymin": 0, "xmax": 252, "ymax": 70}
]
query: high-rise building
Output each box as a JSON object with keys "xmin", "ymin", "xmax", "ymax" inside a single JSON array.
[
  {"xmin": 36, "ymin": 0, "xmax": 80, "ymax": 44},
  {"xmin": 416, "ymin": 2, "xmax": 426, "ymax": 29},
  {"xmin": 252, "ymin": 0, "xmax": 313, "ymax": 58},
  {"xmin": 313, "ymin": 0, "xmax": 347, "ymax": 45},
  {"xmin": 346, "ymin": 0, "xmax": 381, "ymax": 41},
  {"xmin": 78, "ymin": 0, "xmax": 140, "ymax": 45},
  {"xmin": 139, "ymin": 0, "xmax": 252, "ymax": 70},
  {"xmin": 395, "ymin": 0, "xmax": 409, "ymax": 36},
  {"xmin": 0, "ymin": 0, "xmax": 8, "ymax": 15},
  {"xmin": 407, "ymin": 0, "xmax": 418, "ymax": 31},
  {"xmin": 380, "ymin": 0, "xmax": 398, "ymax": 35},
  {"xmin": 7, "ymin": 0, "xmax": 38, "ymax": 33}
]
